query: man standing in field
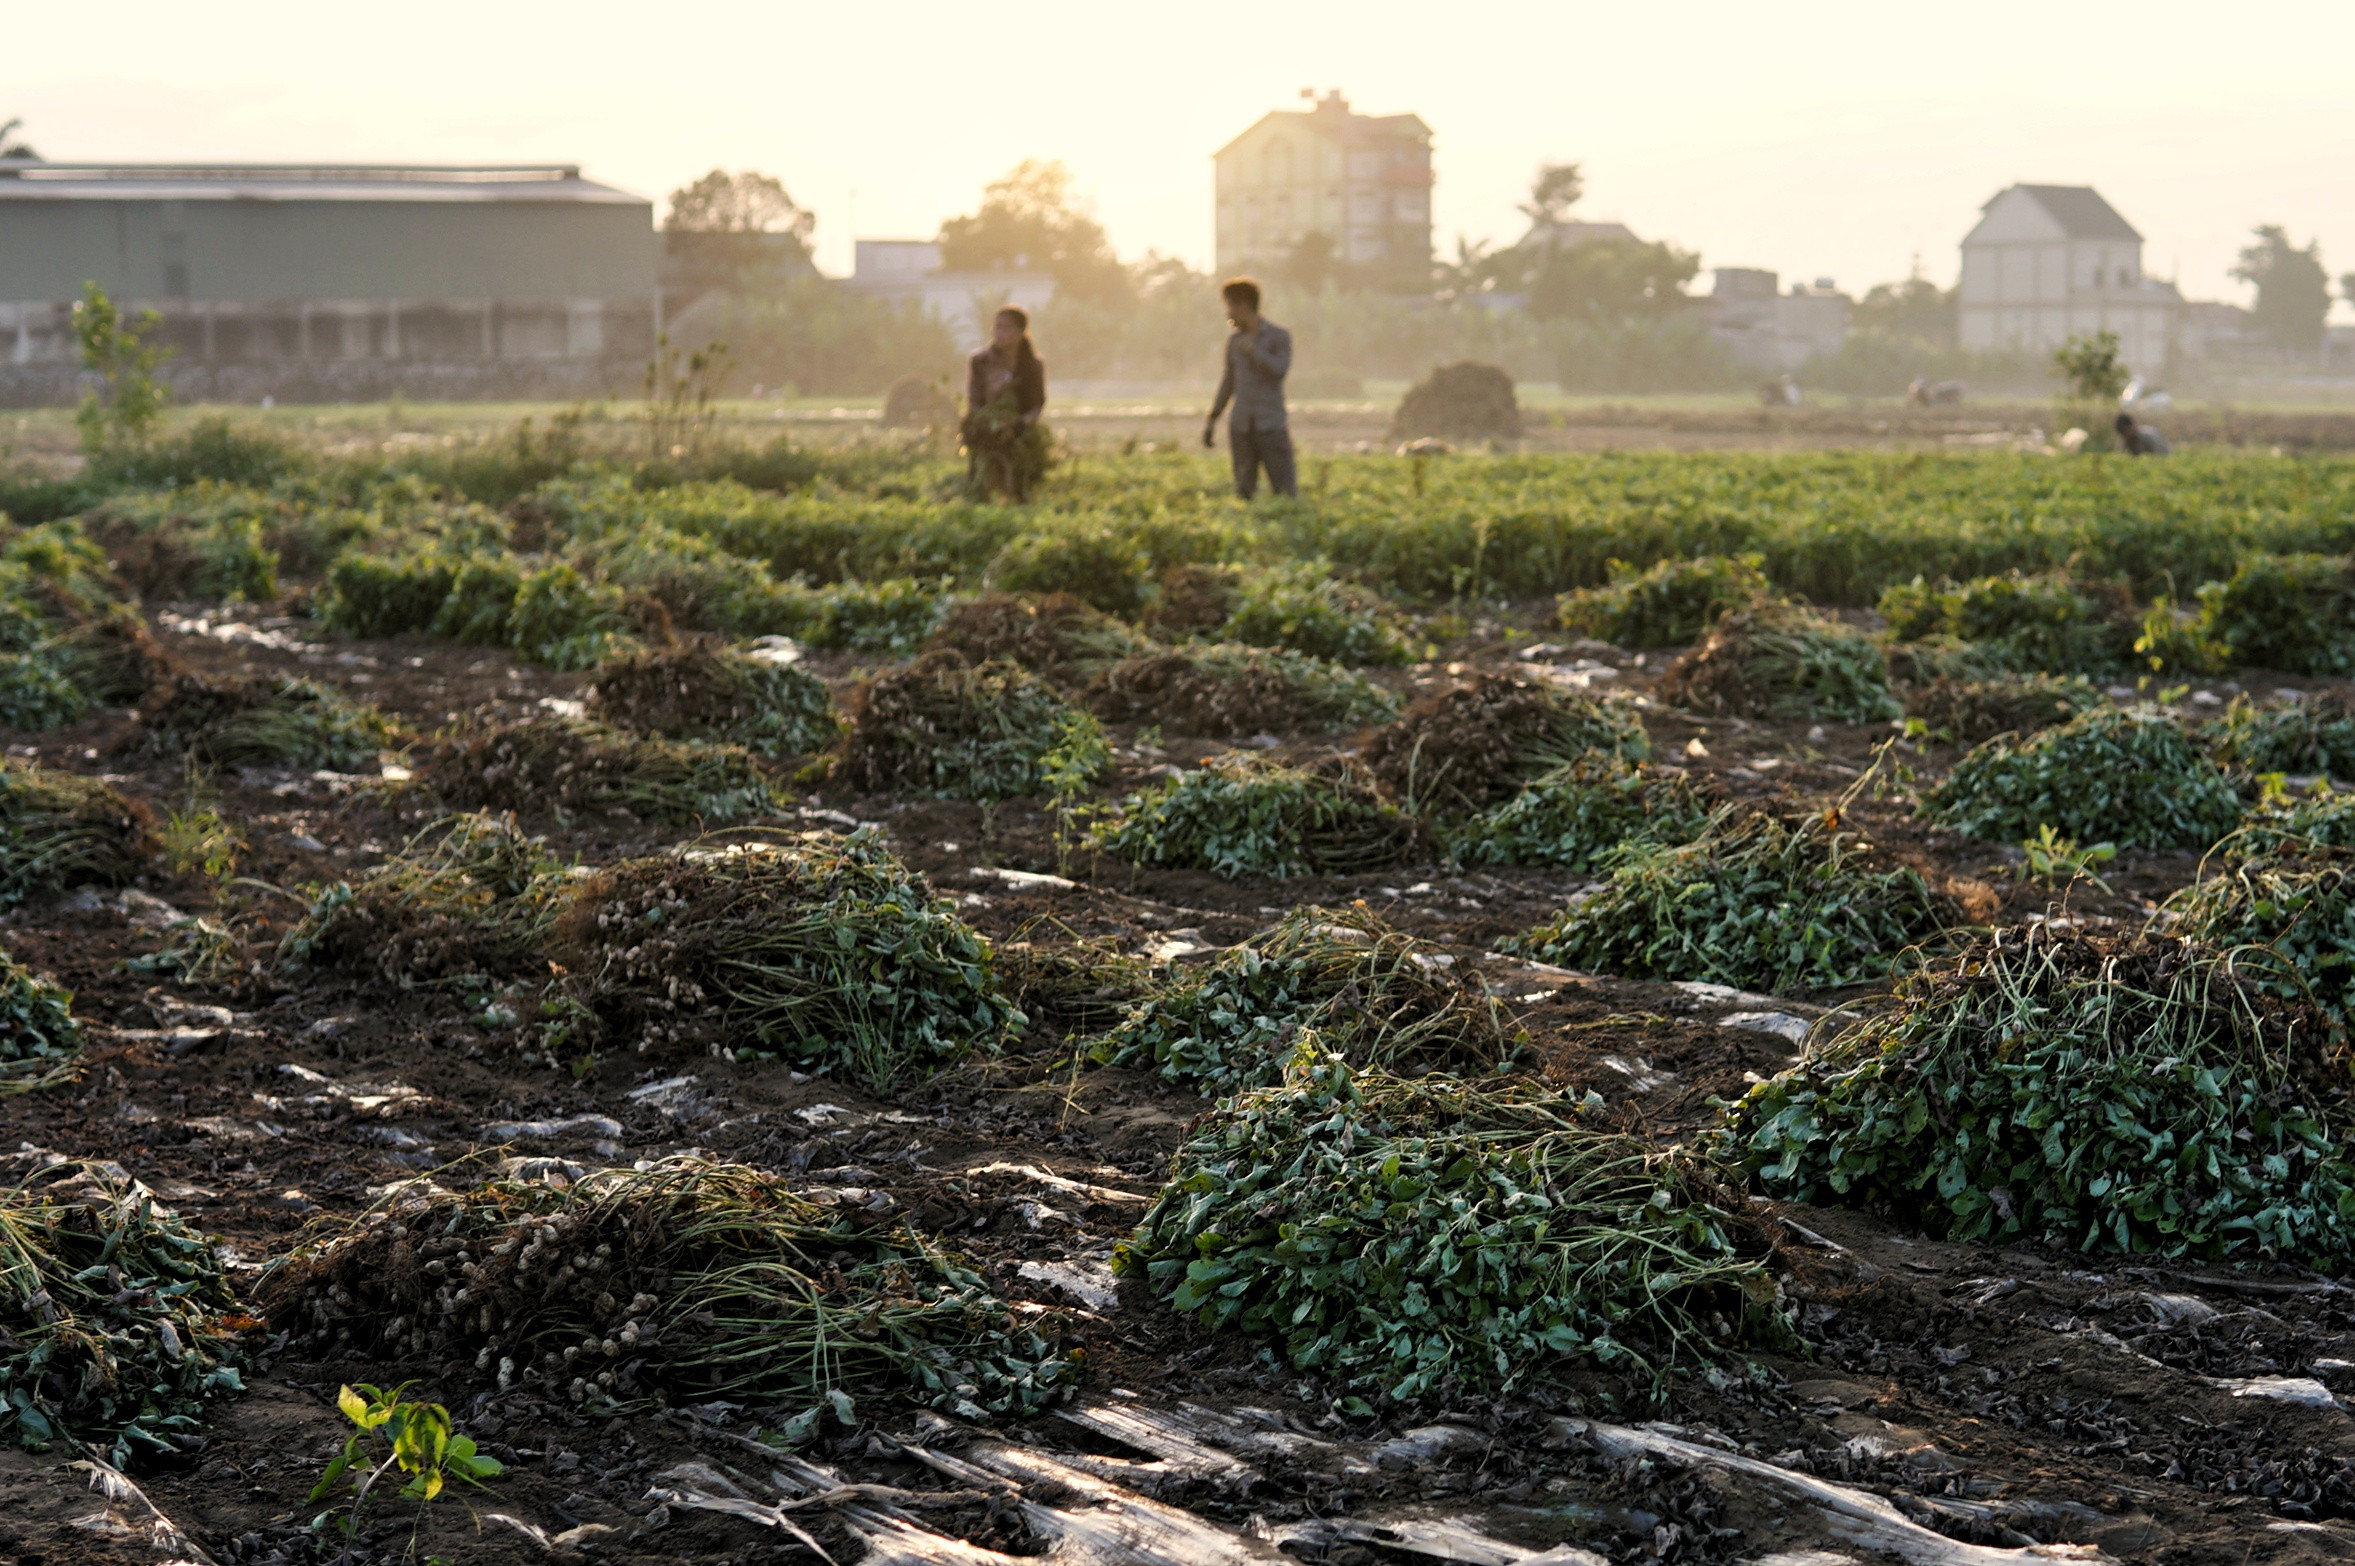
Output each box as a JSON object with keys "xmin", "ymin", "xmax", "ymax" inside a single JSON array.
[{"xmin": 1203, "ymin": 278, "xmax": 1296, "ymax": 499}]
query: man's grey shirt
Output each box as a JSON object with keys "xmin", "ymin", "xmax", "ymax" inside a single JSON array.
[{"xmin": 1210, "ymin": 320, "xmax": 1292, "ymax": 432}]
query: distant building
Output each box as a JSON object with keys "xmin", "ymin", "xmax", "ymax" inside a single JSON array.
[
  {"xmin": 0, "ymin": 162, "xmax": 657, "ymax": 404},
  {"xmin": 1957, "ymin": 184, "xmax": 2179, "ymax": 370},
  {"xmin": 1214, "ymin": 91, "xmax": 1432, "ymax": 285},
  {"xmin": 839, "ymin": 240, "xmax": 1055, "ymax": 346},
  {"xmin": 1705, "ymin": 268, "xmax": 1850, "ymax": 373}
]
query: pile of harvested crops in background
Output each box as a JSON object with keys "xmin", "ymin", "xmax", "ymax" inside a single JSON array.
[
  {"xmin": 1656, "ymin": 603, "xmax": 1899, "ymax": 724},
  {"xmin": 2167, "ymin": 811, "xmax": 2355, "ymax": 1026},
  {"xmin": 1118, "ymin": 1054, "xmax": 1783, "ymax": 1398},
  {"xmin": 0, "ymin": 763, "xmax": 152, "ymax": 905},
  {"xmin": 426, "ymin": 716, "xmax": 781, "ymax": 825},
  {"xmin": 1365, "ymin": 673, "xmax": 1649, "ymax": 814},
  {"xmin": 1719, "ymin": 927, "xmax": 2355, "ymax": 1262},
  {"xmin": 1090, "ymin": 754, "xmax": 1423, "ymax": 879},
  {"xmin": 1094, "ymin": 905, "xmax": 1510, "ymax": 1090},
  {"xmin": 1878, "ymin": 569, "xmax": 2139, "ymax": 676},
  {"xmin": 2204, "ymin": 692, "xmax": 2355, "ymax": 780},
  {"xmin": 0, "ymin": 1161, "xmax": 246, "ymax": 1464},
  {"xmin": 1218, "ymin": 566, "xmax": 1416, "ymax": 666},
  {"xmin": 1448, "ymin": 758, "xmax": 1711, "ymax": 870},
  {"xmin": 278, "ymin": 812, "xmax": 572, "ymax": 989},
  {"xmin": 122, "ymin": 672, "xmax": 399, "ymax": 771},
  {"xmin": 1923, "ymin": 705, "xmax": 2244, "ymax": 849},
  {"xmin": 991, "ymin": 928, "xmax": 1151, "ymax": 1039},
  {"xmin": 1084, "ymin": 642, "xmax": 1396, "ymax": 736},
  {"xmin": 586, "ymin": 642, "xmax": 838, "ymax": 757},
  {"xmin": 836, "ymin": 652, "xmax": 1106, "ymax": 801},
  {"xmin": 264, "ymin": 1158, "xmax": 1074, "ymax": 1422},
  {"xmin": 1902, "ymin": 672, "xmax": 2101, "ymax": 744},
  {"xmin": 920, "ymin": 592, "xmax": 1150, "ymax": 686},
  {"xmin": 1510, "ymin": 803, "xmax": 1953, "ymax": 992},
  {"xmin": 553, "ymin": 831, "xmax": 1020, "ymax": 1088},
  {"xmin": 1556, "ymin": 553, "xmax": 1773, "ymax": 649},
  {"xmin": 0, "ymin": 954, "xmax": 85, "ymax": 1095}
]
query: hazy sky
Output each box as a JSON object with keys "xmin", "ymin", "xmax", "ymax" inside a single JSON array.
[{"xmin": 6, "ymin": 1, "xmax": 2352, "ymax": 315}]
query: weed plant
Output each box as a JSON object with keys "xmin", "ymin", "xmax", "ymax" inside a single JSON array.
[
  {"xmin": 587, "ymin": 644, "xmax": 838, "ymax": 757},
  {"xmin": 554, "ymin": 831, "xmax": 1019, "ymax": 1088},
  {"xmin": 1084, "ymin": 643, "xmax": 1397, "ymax": 736},
  {"xmin": 124, "ymin": 672, "xmax": 399, "ymax": 772},
  {"xmin": 1718, "ymin": 927, "xmax": 2355, "ymax": 1262},
  {"xmin": 1448, "ymin": 758, "xmax": 1711, "ymax": 870},
  {"xmin": 1923, "ymin": 705, "xmax": 2243, "ymax": 850},
  {"xmin": 1118, "ymin": 1053, "xmax": 1783, "ymax": 1398},
  {"xmin": 1219, "ymin": 565, "xmax": 1415, "ymax": 666},
  {"xmin": 1556, "ymin": 554, "xmax": 1772, "ymax": 648},
  {"xmin": 2204, "ymin": 693, "xmax": 2355, "ymax": 780},
  {"xmin": 279, "ymin": 813, "xmax": 571, "ymax": 988},
  {"xmin": 1509, "ymin": 804, "xmax": 1951, "ymax": 993},
  {"xmin": 1904, "ymin": 673, "xmax": 2102, "ymax": 744},
  {"xmin": 266, "ymin": 1158, "xmax": 1074, "ymax": 1422},
  {"xmin": 1657, "ymin": 603, "xmax": 1899, "ymax": 724},
  {"xmin": 837, "ymin": 653, "xmax": 1106, "ymax": 801},
  {"xmin": 2192, "ymin": 552, "xmax": 2355, "ymax": 676},
  {"xmin": 0, "ymin": 763, "xmax": 154, "ymax": 904},
  {"xmin": 427, "ymin": 717, "xmax": 780, "ymax": 825},
  {"xmin": 0, "ymin": 1161, "xmax": 244, "ymax": 1464},
  {"xmin": 1878, "ymin": 569, "xmax": 2138, "ymax": 675},
  {"xmin": 1094, "ymin": 906, "xmax": 1510, "ymax": 1091},
  {"xmin": 1365, "ymin": 673, "xmax": 1649, "ymax": 814},
  {"xmin": 1091, "ymin": 754, "xmax": 1424, "ymax": 878}
]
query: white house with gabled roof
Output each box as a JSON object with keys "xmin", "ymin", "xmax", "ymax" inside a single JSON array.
[{"xmin": 1958, "ymin": 184, "xmax": 2179, "ymax": 371}]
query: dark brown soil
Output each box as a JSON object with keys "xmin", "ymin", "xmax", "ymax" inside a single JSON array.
[{"xmin": 1, "ymin": 597, "xmax": 2350, "ymax": 1565}]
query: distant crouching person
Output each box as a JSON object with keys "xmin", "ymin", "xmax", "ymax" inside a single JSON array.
[{"xmin": 1202, "ymin": 277, "xmax": 1296, "ymax": 499}]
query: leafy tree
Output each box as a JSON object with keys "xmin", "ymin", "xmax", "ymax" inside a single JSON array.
[
  {"xmin": 938, "ymin": 160, "xmax": 1129, "ymax": 305},
  {"xmin": 71, "ymin": 282, "xmax": 172, "ymax": 457},
  {"xmin": 663, "ymin": 170, "xmax": 815, "ymax": 306},
  {"xmin": 1519, "ymin": 162, "xmax": 1585, "ymax": 226},
  {"xmin": 2052, "ymin": 331, "xmax": 2128, "ymax": 402},
  {"xmin": 1527, "ymin": 236, "xmax": 1700, "ymax": 321},
  {"xmin": 1852, "ymin": 276, "xmax": 1956, "ymax": 347},
  {"xmin": 2231, "ymin": 225, "xmax": 2330, "ymax": 353},
  {"xmin": 0, "ymin": 117, "xmax": 35, "ymax": 160}
]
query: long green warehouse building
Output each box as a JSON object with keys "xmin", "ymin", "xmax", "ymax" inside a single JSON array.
[{"xmin": 0, "ymin": 161, "xmax": 658, "ymax": 403}]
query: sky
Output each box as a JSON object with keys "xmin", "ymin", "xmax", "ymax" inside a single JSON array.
[{"xmin": 5, "ymin": 0, "xmax": 2352, "ymax": 315}]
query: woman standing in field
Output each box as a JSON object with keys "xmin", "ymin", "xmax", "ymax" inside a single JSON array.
[{"xmin": 962, "ymin": 306, "xmax": 1049, "ymax": 501}]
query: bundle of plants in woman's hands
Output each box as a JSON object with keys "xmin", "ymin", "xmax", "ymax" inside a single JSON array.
[
  {"xmin": 1716, "ymin": 926, "xmax": 2355, "ymax": 1263},
  {"xmin": 1509, "ymin": 803, "xmax": 1952, "ymax": 993},
  {"xmin": 1656, "ymin": 603, "xmax": 1899, "ymax": 724},
  {"xmin": 265, "ymin": 1159, "xmax": 1075, "ymax": 1423},
  {"xmin": 1092, "ymin": 905, "xmax": 1510, "ymax": 1091},
  {"xmin": 0, "ymin": 1162, "xmax": 245, "ymax": 1464},
  {"xmin": 1089, "ymin": 753, "xmax": 1424, "ymax": 878},
  {"xmin": 1447, "ymin": 757, "xmax": 1711, "ymax": 870},
  {"xmin": 1556, "ymin": 553, "xmax": 1773, "ymax": 648},
  {"xmin": 1117, "ymin": 1053, "xmax": 1786, "ymax": 1399},
  {"xmin": 1922, "ymin": 705, "xmax": 2243, "ymax": 849},
  {"xmin": 1364, "ymin": 672, "xmax": 1649, "ymax": 814}
]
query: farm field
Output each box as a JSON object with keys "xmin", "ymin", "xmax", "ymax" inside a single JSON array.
[{"xmin": 2, "ymin": 419, "xmax": 2355, "ymax": 1565}]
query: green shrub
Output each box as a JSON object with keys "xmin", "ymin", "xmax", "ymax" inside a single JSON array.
[
  {"xmin": 1365, "ymin": 673, "xmax": 1650, "ymax": 814},
  {"xmin": 1556, "ymin": 554, "xmax": 1772, "ymax": 648},
  {"xmin": 125, "ymin": 673, "xmax": 400, "ymax": 772},
  {"xmin": 1903, "ymin": 673, "xmax": 2101, "ymax": 744},
  {"xmin": 1093, "ymin": 906, "xmax": 1509, "ymax": 1091},
  {"xmin": 986, "ymin": 527, "xmax": 1149, "ymax": 617},
  {"xmin": 1657, "ymin": 603, "xmax": 1899, "ymax": 724},
  {"xmin": 510, "ymin": 561, "xmax": 634, "ymax": 670},
  {"xmin": 838, "ymin": 654, "xmax": 1104, "ymax": 801},
  {"xmin": 588, "ymin": 644, "xmax": 838, "ymax": 758},
  {"xmin": 794, "ymin": 576, "xmax": 948, "ymax": 655},
  {"xmin": 0, "ymin": 763, "xmax": 153, "ymax": 905},
  {"xmin": 1508, "ymin": 805, "xmax": 1951, "ymax": 992},
  {"xmin": 1090, "ymin": 754, "xmax": 1423, "ymax": 878},
  {"xmin": 1448, "ymin": 759, "xmax": 1710, "ymax": 869},
  {"xmin": 1220, "ymin": 566, "xmax": 1415, "ymax": 666},
  {"xmin": 1923, "ymin": 705, "xmax": 2243, "ymax": 850},
  {"xmin": 0, "ymin": 655, "xmax": 92, "ymax": 731},
  {"xmin": 186, "ymin": 513, "xmax": 279, "ymax": 602},
  {"xmin": 2193, "ymin": 552, "xmax": 2355, "ymax": 676},
  {"xmin": 1878, "ymin": 569, "xmax": 2137, "ymax": 675},
  {"xmin": 431, "ymin": 556, "xmax": 524, "ymax": 645},
  {"xmin": 2132, "ymin": 597, "xmax": 2224, "ymax": 677},
  {"xmin": 2204, "ymin": 694, "xmax": 2355, "ymax": 780},
  {"xmin": 1717, "ymin": 928, "xmax": 2355, "ymax": 1263},
  {"xmin": 1084, "ymin": 643, "xmax": 1398, "ymax": 736},
  {"xmin": 1118, "ymin": 1054, "xmax": 1783, "ymax": 1397},
  {"xmin": 556, "ymin": 831, "xmax": 1021, "ymax": 1088},
  {"xmin": 320, "ymin": 551, "xmax": 459, "ymax": 639},
  {"xmin": 426, "ymin": 718, "xmax": 780, "ymax": 825}
]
